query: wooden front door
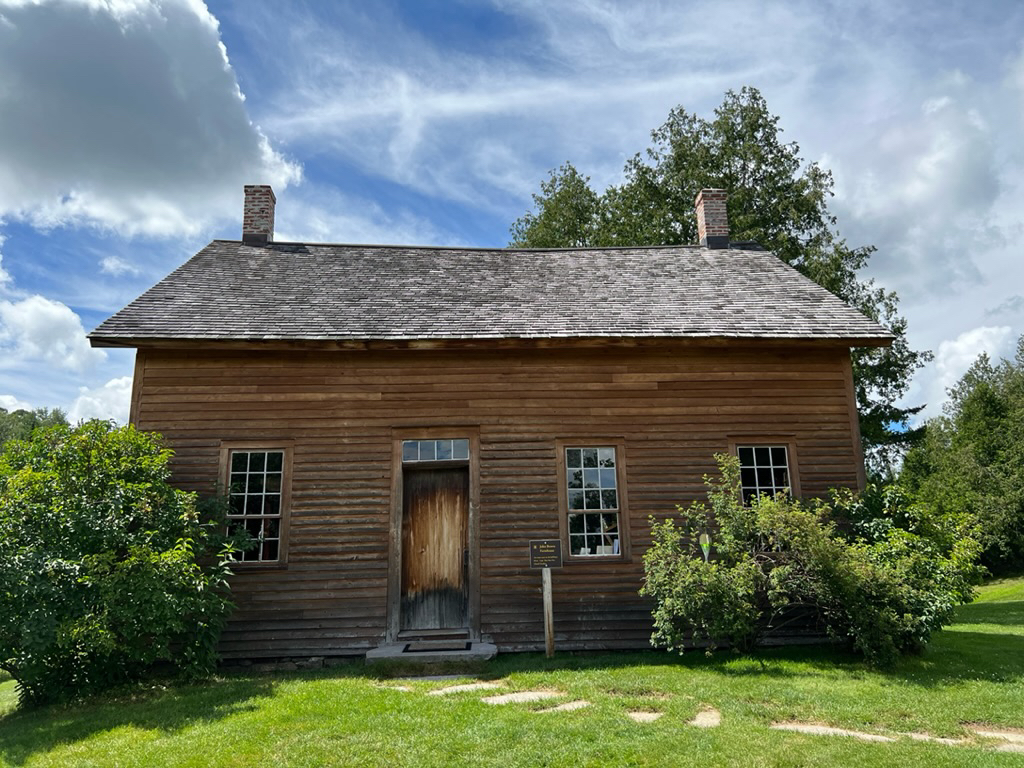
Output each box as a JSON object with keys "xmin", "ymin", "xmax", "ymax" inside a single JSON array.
[{"xmin": 400, "ymin": 467, "xmax": 469, "ymax": 631}]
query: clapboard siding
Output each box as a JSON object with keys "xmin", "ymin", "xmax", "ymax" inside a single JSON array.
[{"xmin": 132, "ymin": 343, "xmax": 863, "ymax": 657}]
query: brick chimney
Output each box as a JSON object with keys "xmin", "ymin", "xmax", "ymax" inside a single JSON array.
[
  {"xmin": 242, "ymin": 185, "xmax": 276, "ymax": 245},
  {"xmin": 695, "ymin": 188, "xmax": 729, "ymax": 249}
]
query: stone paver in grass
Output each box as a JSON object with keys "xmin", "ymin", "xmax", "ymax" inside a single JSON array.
[
  {"xmin": 899, "ymin": 732, "xmax": 965, "ymax": 746},
  {"xmin": 482, "ymin": 690, "xmax": 562, "ymax": 705},
  {"xmin": 969, "ymin": 727, "xmax": 1024, "ymax": 744},
  {"xmin": 428, "ymin": 682, "xmax": 504, "ymax": 696},
  {"xmin": 537, "ymin": 700, "xmax": 591, "ymax": 713},
  {"xmin": 688, "ymin": 708, "xmax": 721, "ymax": 728},
  {"xmin": 771, "ymin": 723, "xmax": 895, "ymax": 743},
  {"xmin": 627, "ymin": 711, "xmax": 664, "ymax": 723},
  {"xmin": 376, "ymin": 684, "xmax": 413, "ymax": 692}
]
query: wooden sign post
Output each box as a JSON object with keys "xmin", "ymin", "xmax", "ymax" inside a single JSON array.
[{"xmin": 529, "ymin": 540, "xmax": 563, "ymax": 658}]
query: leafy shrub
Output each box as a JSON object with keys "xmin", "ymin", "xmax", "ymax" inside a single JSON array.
[
  {"xmin": 0, "ymin": 421, "xmax": 237, "ymax": 706},
  {"xmin": 641, "ymin": 455, "xmax": 981, "ymax": 665}
]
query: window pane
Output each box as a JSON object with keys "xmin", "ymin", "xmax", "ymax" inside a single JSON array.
[
  {"xmin": 601, "ymin": 489, "xmax": 618, "ymax": 509},
  {"xmin": 453, "ymin": 439, "xmax": 470, "ymax": 460},
  {"xmin": 740, "ymin": 468, "xmax": 757, "ymax": 489},
  {"xmin": 771, "ymin": 446, "xmax": 787, "ymax": 465},
  {"xmin": 436, "ymin": 440, "xmax": 453, "ymax": 460},
  {"xmin": 582, "ymin": 448, "xmax": 598, "ymax": 468},
  {"xmin": 569, "ymin": 513, "xmax": 585, "ymax": 534},
  {"xmin": 757, "ymin": 467, "xmax": 773, "ymax": 487},
  {"xmin": 231, "ymin": 452, "xmax": 248, "ymax": 472},
  {"xmin": 601, "ymin": 512, "xmax": 618, "ymax": 534},
  {"xmin": 566, "ymin": 448, "xmax": 582, "ymax": 468},
  {"xmin": 264, "ymin": 495, "xmax": 281, "ymax": 515},
  {"xmin": 249, "ymin": 452, "xmax": 266, "ymax": 471},
  {"xmin": 598, "ymin": 447, "xmax": 615, "ymax": 467},
  {"xmin": 245, "ymin": 518, "xmax": 262, "ymax": 538},
  {"xmin": 584, "ymin": 490, "xmax": 601, "ymax": 509},
  {"xmin": 245, "ymin": 495, "xmax": 263, "ymax": 515},
  {"xmin": 570, "ymin": 535, "xmax": 588, "ymax": 555},
  {"xmin": 266, "ymin": 473, "xmax": 282, "ymax": 493},
  {"xmin": 773, "ymin": 467, "xmax": 789, "ymax": 488},
  {"xmin": 229, "ymin": 495, "xmax": 244, "ymax": 515},
  {"xmin": 738, "ymin": 446, "xmax": 754, "ymax": 465},
  {"xmin": 568, "ymin": 490, "xmax": 585, "ymax": 510},
  {"xmin": 754, "ymin": 446, "xmax": 770, "ymax": 466},
  {"xmin": 419, "ymin": 440, "xmax": 436, "ymax": 460},
  {"xmin": 402, "ymin": 440, "xmax": 418, "ymax": 462},
  {"xmin": 266, "ymin": 452, "xmax": 283, "ymax": 472},
  {"xmin": 585, "ymin": 514, "xmax": 601, "ymax": 533},
  {"xmin": 583, "ymin": 468, "xmax": 600, "ymax": 488},
  {"xmin": 599, "ymin": 468, "xmax": 616, "ymax": 489},
  {"xmin": 262, "ymin": 540, "xmax": 279, "ymax": 562},
  {"xmin": 248, "ymin": 473, "xmax": 264, "ymax": 494},
  {"xmin": 230, "ymin": 473, "xmax": 247, "ymax": 494},
  {"xmin": 265, "ymin": 517, "xmax": 280, "ymax": 538}
]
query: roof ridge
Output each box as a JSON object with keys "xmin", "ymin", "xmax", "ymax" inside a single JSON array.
[{"xmin": 211, "ymin": 239, "xmax": 717, "ymax": 254}]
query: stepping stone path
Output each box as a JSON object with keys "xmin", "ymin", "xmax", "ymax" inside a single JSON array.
[
  {"xmin": 688, "ymin": 708, "xmax": 722, "ymax": 728},
  {"xmin": 627, "ymin": 711, "xmax": 664, "ymax": 723},
  {"xmin": 427, "ymin": 681, "xmax": 504, "ymax": 696},
  {"xmin": 406, "ymin": 680, "xmax": 1024, "ymax": 755},
  {"xmin": 538, "ymin": 700, "xmax": 590, "ymax": 713},
  {"xmin": 483, "ymin": 691, "xmax": 562, "ymax": 705},
  {"xmin": 772, "ymin": 723, "xmax": 894, "ymax": 743},
  {"xmin": 969, "ymin": 727, "xmax": 1024, "ymax": 753}
]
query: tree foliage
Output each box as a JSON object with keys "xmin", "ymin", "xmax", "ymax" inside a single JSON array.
[
  {"xmin": 0, "ymin": 421, "xmax": 237, "ymax": 706},
  {"xmin": 901, "ymin": 337, "xmax": 1024, "ymax": 575},
  {"xmin": 510, "ymin": 88, "xmax": 930, "ymax": 472},
  {"xmin": 641, "ymin": 455, "xmax": 979, "ymax": 665},
  {"xmin": 0, "ymin": 407, "xmax": 67, "ymax": 448}
]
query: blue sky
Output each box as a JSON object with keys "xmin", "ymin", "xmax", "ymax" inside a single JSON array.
[{"xmin": 2, "ymin": 0, "xmax": 1024, "ymax": 424}]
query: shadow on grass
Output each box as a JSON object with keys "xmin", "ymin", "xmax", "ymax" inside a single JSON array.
[
  {"xmin": 0, "ymin": 675, "xmax": 276, "ymax": 767},
  {"xmin": 954, "ymin": 600, "xmax": 1024, "ymax": 626}
]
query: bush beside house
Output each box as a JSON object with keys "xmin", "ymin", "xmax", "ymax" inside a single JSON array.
[
  {"xmin": 642, "ymin": 455, "xmax": 982, "ymax": 666},
  {"xmin": 0, "ymin": 421, "xmax": 237, "ymax": 706}
]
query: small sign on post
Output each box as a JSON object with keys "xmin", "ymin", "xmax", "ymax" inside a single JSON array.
[{"xmin": 529, "ymin": 540, "xmax": 562, "ymax": 658}]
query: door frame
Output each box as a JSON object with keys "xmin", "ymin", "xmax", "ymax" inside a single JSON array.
[{"xmin": 387, "ymin": 427, "xmax": 480, "ymax": 643}]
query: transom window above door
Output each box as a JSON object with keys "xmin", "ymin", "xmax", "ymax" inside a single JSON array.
[{"xmin": 402, "ymin": 438, "xmax": 470, "ymax": 463}]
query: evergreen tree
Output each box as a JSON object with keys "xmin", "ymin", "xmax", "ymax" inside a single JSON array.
[{"xmin": 511, "ymin": 88, "xmax": 929, "ymax": 471}]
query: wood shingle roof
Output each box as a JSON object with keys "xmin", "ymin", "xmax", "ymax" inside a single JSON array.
[{"xmin": 89, "ymin": 240, "xmax": 893, "ymax": 347}]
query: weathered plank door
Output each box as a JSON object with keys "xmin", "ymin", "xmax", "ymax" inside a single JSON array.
[{"xmin": 400, "ymin": 467, "xmax": 469, "ymax": 631}]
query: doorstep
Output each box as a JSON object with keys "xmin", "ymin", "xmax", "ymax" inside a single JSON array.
[{"xmin": 365, "ymin": 641, "xmax": 498, "ymax": 664}]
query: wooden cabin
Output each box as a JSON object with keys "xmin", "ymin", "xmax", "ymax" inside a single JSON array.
[{"xmin": 89, "ymin": 186, "xmax": 892, "ymax": 660}]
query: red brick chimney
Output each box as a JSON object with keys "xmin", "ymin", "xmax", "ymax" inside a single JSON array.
[
  {"xmin": 242, "ymin": 185, "xmax": 276, "ymax": 245},
  {"xmin": 695, "ymin": 188, "xmax": 729, "ymax": 249}
]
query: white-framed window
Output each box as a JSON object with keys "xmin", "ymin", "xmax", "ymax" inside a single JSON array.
[
  {"xmin": 225, "ymin": 447, "xmax": 290, "ymax": 564},
  {"xmin": 402, "ymin": 438, "xmax": 470, "ymax": 463},
  {"xmin": 736, "ymin": 445, "xmax": 791, "ymax": 504},
  {"xmin": 564, "ymin": 446, "xmax": 621, "ymax": 557}
]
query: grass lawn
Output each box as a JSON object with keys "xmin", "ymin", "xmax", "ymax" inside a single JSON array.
[{"xmin": 0, "ymin": 577, "xmax": 1021, "ymax": 767}]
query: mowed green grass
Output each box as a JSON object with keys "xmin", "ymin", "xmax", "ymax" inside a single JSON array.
[{"xmin": 1, "ymin": 578, "xmax": 1021, "ymax": 768}]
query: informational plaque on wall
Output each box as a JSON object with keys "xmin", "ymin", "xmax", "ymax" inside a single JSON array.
[{"xmin": 529, "ymin": 539, "xmax": 563, "ymax": 569}]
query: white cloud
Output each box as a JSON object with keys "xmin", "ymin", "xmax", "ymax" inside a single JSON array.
[
  {"xmin": 68, "ymin": 375, "xmax": 132, "ymax": 424},
  {"xmin": 919, "ymin": 325, "xmax": 1015, "ymax": 420},
  {"xmin": 99, "ymin": 255, "xmax": 140, "ymax": 277},
  {"xmin": 0, "ymin": 234, "xmax": 10, "ymax": 290},
  {"xmin": 0, "ymin": 393, "xmax": 33, "ymax": 411},
  {"xmin": 0, "ymin": 0, "xmax": 300, "ymax": 239},
  {"xmin": 0, "ymin": 295, "xmax": 106, "ymax": 371}
]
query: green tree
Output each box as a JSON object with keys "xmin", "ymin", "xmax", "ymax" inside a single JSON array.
[
  {"xmin": 511, "ymin": 88, "xmax": 930, "ymax": 472},
  {"xmin": 0, "ymin": 407, "xmax": 68, "ymax": 448},
  {"xmin": 0, "ymin": 421, "xmax": 237, "ymax": 706},
  {"xmin": 901, "ymin": 339, "xmax": 1024, "ymax": 575}
]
